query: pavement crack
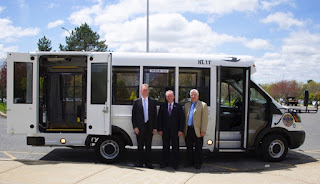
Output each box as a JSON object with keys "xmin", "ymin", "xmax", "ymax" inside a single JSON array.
[
  {"xmin": 0, "ymin": 163, "xmax": 24, "ymax": 175},
  {"xmin": 184, "ymin": 173, "xmax": 197, "ymax": 184}
]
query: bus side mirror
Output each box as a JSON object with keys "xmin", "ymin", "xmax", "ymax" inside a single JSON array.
[{"xmin": 304, "ymin": 90, "xmax": 309, "ymax": 106}]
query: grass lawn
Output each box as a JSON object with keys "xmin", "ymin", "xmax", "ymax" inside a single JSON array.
[{"xmin": 0, "ymin": 102, "xmax": 6, "ymax": 114}]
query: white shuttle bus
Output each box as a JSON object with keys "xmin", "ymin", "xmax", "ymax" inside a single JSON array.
[{"xmin": 6, "ymin": 52, "xmax": 305, "ymax": 162}]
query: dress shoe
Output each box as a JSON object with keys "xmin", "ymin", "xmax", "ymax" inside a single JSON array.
[
  {"xmin": 184, "ymin": 162, "xmax": 194, "ymax": 167},
  {"xmin": 137, "ymin": 162, "xmax": 144, "ymax": 167},
  {"xmin": 145, "ymin": 163, "xmax": 154, "ymax": 169},
  {"xmin": 173, "ymin": 164, "xmax": 178, "ymax": 170},
  {"xmin": 160, "ymin": 163, "xmax": 168, "ymax": 168},
  {"xmin": 195, "ymin": 164, "xmax": 201, "ymax": 169}
]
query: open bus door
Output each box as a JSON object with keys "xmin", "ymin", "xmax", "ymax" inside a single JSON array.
[
  {"xmin": 7, "ymin": 53, "xmax": 38, "ymax": 134},
  {"xmin": 86, "ymin": 53, "xmax": 112, "ymax": 135},
  {"xmin": 216, "ymin": 66, "xmax": 250, "ymax": 151}
]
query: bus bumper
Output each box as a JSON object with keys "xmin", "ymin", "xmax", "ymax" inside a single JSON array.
[{"xmin": 288, "ymin": 131, "xmax": 306, "ymax": 149}]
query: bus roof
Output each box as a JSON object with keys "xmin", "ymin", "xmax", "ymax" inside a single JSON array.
[{"xmin": 11, "ymin": 51, "xmax": 257, "ymax": 73}]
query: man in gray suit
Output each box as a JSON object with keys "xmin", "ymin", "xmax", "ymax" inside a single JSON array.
[{"xmin": 184, "ymin": 89, "xmax": 208, "ymax": 169}]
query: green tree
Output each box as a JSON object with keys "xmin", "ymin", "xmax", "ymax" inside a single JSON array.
[
  {"xmin": 0, "ymin": 61, "xmax": 7, "ymax": 102},
  {"xmin": 302, "ymin": 80, "xmax": 320, "ymax": 94},
  {"xmin": 37, "ymin": 36, "xmax": 52, "ymax": 51},
  {"xmin": 59, "ymin": 23, "xmax": 107, "ymax": 51}
]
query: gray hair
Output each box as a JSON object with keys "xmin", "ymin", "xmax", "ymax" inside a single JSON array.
[
  {"xmin": 141, "ymin": 84, "xmax": 149, "ymax": 89},
  {"xmin": 165, "ymin": 90, "xmax": 174, "ymax": 97},
  {"xmin": 190, "ymin": 89, "xmax": 199, "ymax": 96}
]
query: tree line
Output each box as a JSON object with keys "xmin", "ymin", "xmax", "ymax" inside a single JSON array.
[
  {"xmin": 38, "ymin": 23, "xmax": 107, "ymax": 52},
  {"xmin": 261, "ymin": 80, "xmax": 320, "ymax": 102}
]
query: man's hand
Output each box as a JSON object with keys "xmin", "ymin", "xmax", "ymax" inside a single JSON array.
[
  {"xmin": 200, "ymin": 132, "xmax": 206, "ymax": 137},
  {"xmin": 178, "ymin": 131, "xmax": 183, "ymax": 137},
  {"xmin": 153, "ymin": 129, "xmax": 157, "ymax": 134},
  {"xmin": 134, "ymin": 128, "xmax": 139, "ymax": 135},
  {"xmin": 158, "ymin": 131, "xmax": 163, "ymax": 136}
]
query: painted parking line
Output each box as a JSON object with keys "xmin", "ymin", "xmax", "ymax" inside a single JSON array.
[
  {"xmin": 302, "ymin": 150, "xmax": 320, "ymax": 154},
  {"xmin": 1, "ymin": 151, "xmax": 16, "ymax": 159},
  {"xmin": 204, "ymin": 163, "xmax": 238, "ymax": 171},
  {"xmin": 0, "ymin": 151, "xmax": 48, "ymax": 155},
  {"xmin": 0, "ymin": 151, "xmax": 48, "ymax": 160}
]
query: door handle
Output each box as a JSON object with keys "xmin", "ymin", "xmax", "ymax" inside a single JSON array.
[{"xmin": 103, "ymin": 106, "xmax": 109, "ymax": 113}]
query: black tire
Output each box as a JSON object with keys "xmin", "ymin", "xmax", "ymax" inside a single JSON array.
[
  {"xmin": 95, "ymin": 135, "xmax": 124, "ymax": 163},
  {"xmin": 260, "ymin": 134, "xmax": 288, "ymax": 162}
]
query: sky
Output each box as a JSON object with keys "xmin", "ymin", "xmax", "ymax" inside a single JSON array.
[{"xmin": 0, "ymin": 0, "xmax": 319, "ymax": 84}]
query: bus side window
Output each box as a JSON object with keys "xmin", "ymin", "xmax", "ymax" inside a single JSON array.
[
  {"xmin": 14, "ymin": 62, "xmax": 33, "ymax": 104},
  {"xmin": 248, "ymin": 85, "xmax": 269, "ymax": 147},
  {"xmin": 91, "ymin": 63, "xmax": 108, "ymax": 104},
  {"xmin": 143, "ymin": 67, "xmax": 175, "ymax": 103},
  {"xmin": 112, "ymin": 66, "xmax": 140, "ymax": 105},
  {"xmin": 179, "ymin": 68, "xmax": 210, "ymax": 106}
]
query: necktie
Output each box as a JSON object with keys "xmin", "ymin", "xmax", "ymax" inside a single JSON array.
[
  {"xmin": 187, "ymin": 103, "xmax": 195, "ymax": 126},
  {"xmin": 169, "ymin": 104, "xmax": 172, "ymax": 116},
  {"xmin": 143, "ymin": 99, "xmax": 148, "ymax": 123}
]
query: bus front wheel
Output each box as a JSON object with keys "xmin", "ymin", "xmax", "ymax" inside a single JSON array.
[
  {"xmin": 95, "ymin": 135, "xmax": 124, "ymax": 163},
  {"xmin": 261, "ymin": 134, "xmax": 288, "ymax": 162}
]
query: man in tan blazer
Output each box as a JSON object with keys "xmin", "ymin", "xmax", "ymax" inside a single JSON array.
[{"xmin": 184, "ymin": 89, "xmax": 208, "ymax": 169}]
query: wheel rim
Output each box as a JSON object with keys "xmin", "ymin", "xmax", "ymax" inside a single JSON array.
[
  {"xmin": 100, "ymin": 140, "xmax": 119, "ymax": 160},
  {"xmin": 268, "ymin": 139, "xmax": 285, "ymax": 158}
]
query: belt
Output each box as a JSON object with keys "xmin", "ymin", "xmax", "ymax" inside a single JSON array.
[{"xmin": 188, "ymin": 125, "xmax": 194, "ymax": 128}]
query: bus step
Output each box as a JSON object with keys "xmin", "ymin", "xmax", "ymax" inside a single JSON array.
[
  {"xmin": 46, "ymin": 128, "xmax": 85, "ymax": 132},
  {"xmin": 218, "ymin": 149, "xmax": 245, "ymax": 152},
  {"xmin": 219, "ymin": 131, "xmax": 241, "ymax": 140},
  {"xmin": 218, "ymin": 140, "xmax": 241, "ymax": 149}
]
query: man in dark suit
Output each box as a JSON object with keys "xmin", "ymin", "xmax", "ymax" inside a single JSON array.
[
  {"xmin": 157, "ymin": 90, "xmax": 185, "ymax": 170},
  {"xmin": 132, "ymin": 84, "xmax": 157, "ymax": 169}
]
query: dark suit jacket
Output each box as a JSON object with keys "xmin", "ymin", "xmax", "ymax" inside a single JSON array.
[
  {"xmin": 157, "ymin": 102, "xmax": 185, "ymax": 133},
  {"xmin": 132, "ymin": 97, "xmax": 157, "ymax": 132}
]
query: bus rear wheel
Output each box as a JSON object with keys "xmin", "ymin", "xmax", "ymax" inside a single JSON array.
[
  {"xmin": 95, "ymin": 135, "xmax": 124, "ymax": 163},
  {"xmin": 261, "ymin": 134, "xmax": 288, "ymax": 162}
]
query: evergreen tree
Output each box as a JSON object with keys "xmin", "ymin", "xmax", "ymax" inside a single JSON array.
[
  {"xmin": 37, "ymin": 36, "xmax": 52, "ymax": 51},
  {"xmin": 59, "ymin": 23, "xmax": 107, "ymax": 51}
]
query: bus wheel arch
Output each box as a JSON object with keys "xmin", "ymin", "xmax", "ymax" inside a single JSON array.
[{"xmin": 112, "ymin": 125, "xmax": 133, "ymax": 146}]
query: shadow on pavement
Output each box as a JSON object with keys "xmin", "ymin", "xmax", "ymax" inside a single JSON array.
[{"xmin": 15, "ymin": 147, "xmax": 319, "ymax": 173}]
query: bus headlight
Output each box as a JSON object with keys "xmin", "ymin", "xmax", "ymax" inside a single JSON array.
[
  {"xmin": 60, "ymin": 138, "xmax": 67, "ymax": 144},
  {"xmin": 207, "ymin": 139, "xmax": 213, "ymax": 145}
]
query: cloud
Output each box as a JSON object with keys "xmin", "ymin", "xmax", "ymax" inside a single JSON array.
[
  {"xmin": 0, "ymin": 18, "xmax": 39, "ymax": 41},
  {"xmin": 0, "ymin": 44, "xmax": 18, "ymax": 60},
  {"xmin": 0, "ymin": 6, "xmax": 5, "ymax": 13},
  {"xmin": 48, "ymin": 20, "xmax": 64, "ymax": 29},
  {"xmin": 243, "ymin": 38, "xmax": 273, "ymax": 50},
  {"xmin": 260, "ymin": 12, "xmax": 304, "ymax": 30},
  {"xmin": 18, "ymin": 0, "xmax": 27, "ymax": 8},
  {"xmin": 260, "ymin": 0, "xmax": 295, "ymax": 10},
  {"xmin": 252, "ymin": 31, "xmax": 320, "ymax": 84},
  {"xmin": 68, "ymin": 1, "xmax": 271, "ymax": 53},
  {"xmin": 69, "ymin": 0, "xmax": 259, "ymax": 26},
  {"xmin": 98, "ymin": 13, "xmax": 271, "ymax": 53},
  {"xmin": 48, "ymin": 3, "xmax": 59, "ymax": 9}
]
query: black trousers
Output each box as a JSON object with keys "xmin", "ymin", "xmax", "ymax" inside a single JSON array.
[
  {"xmin": 185, "ymin": 126, "xmax": 203, "ymax": 166},
  {"xmin": 136, "ymin": 122, "xmax": 153, "ymax": 164},
  {"xmin": 162, "ymin": 128, "xmax": 179, "ymax": 165}
]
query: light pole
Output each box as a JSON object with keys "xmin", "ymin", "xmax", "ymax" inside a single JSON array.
[
  {"xmin": 146, "ymin": 0, "xmax": 149, "ymax": 52},
  {"xmin": 61, "ymin": 27, "xmax": 71, "ymax": 36}
]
